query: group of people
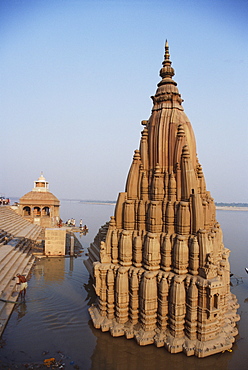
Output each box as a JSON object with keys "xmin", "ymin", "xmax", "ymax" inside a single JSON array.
[
  {"xmin": 65, "ymin": 218, "xmax": 88, "ymax": 230},
  {"xmin": 0, "ymin": 197, "xmax": 10, "ymax": 205},
  {"xmin": 66, "ymin": 218, "xmax": 76, "ymax": 227}
]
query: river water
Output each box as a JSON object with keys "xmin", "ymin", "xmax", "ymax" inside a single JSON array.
[{"xmin": 0, "ymin": 201, "xmax": 247, "ymax": 369}]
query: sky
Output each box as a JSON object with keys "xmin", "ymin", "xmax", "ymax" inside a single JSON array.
[{"xmin": 1, "ymin": 0, "xmax": 247, "ymax": 203}]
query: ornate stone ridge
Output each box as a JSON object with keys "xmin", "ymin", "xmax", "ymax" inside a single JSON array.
[{"xmin": 84, "ymin": 42, "xmax": 239, "ymax": 358}]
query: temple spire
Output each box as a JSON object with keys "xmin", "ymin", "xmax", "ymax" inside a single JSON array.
[
  {"xmin": 158, "ymin": 40, "xmax": 177, "ymax": 87},
  {"xmin": 85, "ymin": 43, "xmax": 239, "ymax": 358}
]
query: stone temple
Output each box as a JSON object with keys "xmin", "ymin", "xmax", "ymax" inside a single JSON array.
[{"xmin": 84, "ymin": 42, "xmax": 239, "ymax": 357}]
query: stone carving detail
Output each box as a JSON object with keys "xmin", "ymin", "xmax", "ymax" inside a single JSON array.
[{"xmin": 85, "ymin": 42, "xmax": 239, "ymax": 357}]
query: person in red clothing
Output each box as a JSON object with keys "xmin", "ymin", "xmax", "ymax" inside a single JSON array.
[{"xmin": 16, "ymin": 274, "xmax": 28, "ymax": 301}]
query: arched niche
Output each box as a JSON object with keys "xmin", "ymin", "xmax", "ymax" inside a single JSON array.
[
  {"xmin": 42, "ymin": 206, "xmax": 50, "ymax": 216},
  {"xmin": 23, "ymin": 206, "xmax": 31, "ymax": 216},
  {"xmin": 33, "ymin": 206, "xmax": 41, "ymax": 216}
]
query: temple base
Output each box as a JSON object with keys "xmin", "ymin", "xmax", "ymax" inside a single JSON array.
[{"xmin": 88, "ymin": 302, "xmax": 239, "ymax": 358}]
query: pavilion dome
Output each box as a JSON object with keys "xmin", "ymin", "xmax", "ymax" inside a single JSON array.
[
  {"xmin": 19, "ymin": 190, "xmax": 60, "ymax": 205},
  {"xmin": 19, "ymin": 172, "xmax": 60, "ymax": 206}
]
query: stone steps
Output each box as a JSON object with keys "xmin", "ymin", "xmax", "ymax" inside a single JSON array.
[
  {"xmin": 0, "ymin": 247, "xmax": 31, "ymax": 294},
  {"xmin": 0, "ymin": 206, "xmax": 43, "ymax": 241},
  {"xmin": 0, "ymin": 231, "xmax": 12, "ymax": 245},
  {"xmin": 16, "ymin": 223, "xmax": 41, "ymax": 240},
  {"xmin": 0, "ymin": 206, "xmax": 41, "ymax": 337},
  {"xmin": 0, "ymin": 218, "xmax": 28, "ymax": 234},
  {"xmin": 0, "ymin": 241, "xmax": 35, "ymax": 337}
]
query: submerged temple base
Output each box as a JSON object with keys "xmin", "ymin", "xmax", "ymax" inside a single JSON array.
[
  {"xmin": 84, "ymin": 42, "xmax": 239, "ymax": 358},
  {"xmin": 88, "ymin": 267, "xmax": 239, "ymax": 357}
]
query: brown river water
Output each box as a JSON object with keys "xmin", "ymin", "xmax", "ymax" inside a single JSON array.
[{"xmin": 0, "ymin": 201, "xmax": 247, "ymax": 369}]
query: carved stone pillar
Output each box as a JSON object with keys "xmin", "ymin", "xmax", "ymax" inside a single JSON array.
[
  {"xmin": 143, "ymin": 232, "xmax": 161, "ymax": 271},
  {"xmin": 99, "ymin": 266, "xmax": 108, "ymax": 318},
  {"xmin": 125, "ymin": 149, "xmax": 141, "ymax": 200},
  {"xmin": 151, "ymin": 164, "xmax": 164, "ymax": 201},
  {"xmin": 168, "ymin": 173, "xmax": 176, "ymax": 202},
  {"xmin": 111, "ymin": 229, "xmax": 119, "ymax": 264},
  {"xmin": 175, "ymin": 163, "xmax": 181, "ymax": 201},
  {"xmin": 181, "ymin": 145, "xmax": 196, "ymax": 201},
  {"xmin": 157, "ymin": 272, "xmax": 169, "ymax": 329},
  {"xmin": 161, "ymin": 234, "xmax": 172, "ymax": 272},
  {"xmin": 140, "ymin": 271, "xmax": 158, "ymax": 332},
  {"xmin": 133, "ymin": 234, "xmax": 142, "ymax": 267},
  {"xmin": 198, "ymin": 229, "xmax": 211, "ymax": 273},
  {"xmin": 176, "ymin": 201, "xmax": 190, "ymax": 235},
  {"xmin": 123, "ymin": 200, "xmax": 135, "ymax": 230},
  {"xmin": 119, "ymin": 230, "xmax": 132, "ymax": 266},
  {"xmin": 197, "ymin": 279, "xmax": 208, "ymax": 340},
  {"xmin": 165, "ymin": 201, "xmax": 174, "ymax": 235},
  {"xmin": 137, "ymin": 200, "xmax": 146, "ymax": 231},
  {"xmin": 129, "ymin": 268, "xmax": 139, "ymax": 324},
  {"xmin": 185, "ymin": 277, "xmax": 198, "ymax": 340},
  {"xmin": 140, "ymin": 127, "xmax": 149, "ymax": 172},
  {"xmin": 168, "ymin": 275, "xmax": 186, "ymax": 338},
  {"xmin": 164, "ymin": 171, "xmax": 169, "ymax": 199},
  {"xmin": 147, "ymin": 201, "xmax": 163, "ymax": 233},
  {"xmin": 173, "ymin": 235, "xmax": 188, "ymax": 275},
  {"xmin": 105, "ymin": 216, "xmax": 116, "ymax": 258},
  {"xmin": 107, "ymin": 268, "xmax": 115, "ymax": 319},
  {"xmin": 190, "ymin": 193, "xmax": 204, "ymax": 234},
  {"xmin": 141, "ymin": 171, "xmax": 149, "ymax": 201},
  {"xmin": 197, "ymin": 163, "xmax": 206, "ymax": 196},
  {"xmin": 114, "ymin": 192, "xmax": 127, "ymax": 229},
  {"xmin": 189, "ymin": 236, "xmax": 199, "ymax": 275},
  {"xmin": 115, "ymin": 267, "xmax": 129, "ymax": 324}
]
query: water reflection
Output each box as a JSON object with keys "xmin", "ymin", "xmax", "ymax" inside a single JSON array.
[
  {"xmin": 89, "ymin": 322, "xmax": 231, "ymax": 370},
  {"xmin": 230, "ymin": 275, "xmax": 244, "ymax": 287},
  {"xmin": 84, "ymin": 276, "xmax": 97, "ymax": 307},
  {"xmin": 16, "ymin": 303, "xmax": 27, "ymax": 322},
  {"xmin": 69, "ymin": 256, "xmax": 74, "ymax": 273}
]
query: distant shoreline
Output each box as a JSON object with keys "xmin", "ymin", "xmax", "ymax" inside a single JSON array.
[
  {"xmin": 12, "ymin": 197, "xmax": 248, "ymax": 211},
  {"xmin": 80, "ymin": 201, "xmax": 116, "ymax": 206},
  {"xmin": 216, "ymin": 206, "xmax": 248, "ymax": 211},
  {"xmin": 78, "ymin": 200, "xmax": 248, "ymax": 211}
]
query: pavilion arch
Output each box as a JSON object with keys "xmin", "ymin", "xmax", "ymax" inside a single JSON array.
[
  {"xmin": 42, "ymin": 206, "xmax": 50, "ymax": 216},
  {"xmin": 33, "ymin": 206, "xmax": 41, "ymax": 216},
  {"xmin": 23, "ymin": 206, "xmax": 31, "ymax": 216}
]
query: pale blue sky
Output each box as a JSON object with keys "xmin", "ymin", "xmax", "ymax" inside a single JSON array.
[{"xmin": 1, "ymin": 0, "xmax": 247, "ymax": 202}]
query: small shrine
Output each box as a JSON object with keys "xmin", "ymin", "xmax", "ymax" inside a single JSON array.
[
  {"xmin": 19, "ymin": 173, "xmax": 60, "ymax": 228},
  {"xmin": 84, "ymin": 42, "xmax": 239, "ymax": 358}
]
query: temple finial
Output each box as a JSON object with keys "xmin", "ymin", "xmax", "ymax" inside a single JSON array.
[
  {"xmin": 165, "ymin": 40, "xmax": 169, "ymax": 60},
  {"xmin": 157, "ymin": 40, "xmax": 176, "ymax": 86}
]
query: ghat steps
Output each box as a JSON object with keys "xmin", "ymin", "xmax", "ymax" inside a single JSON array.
[
  {"xmin": 0, "ymin": 206, "xmax": 43, "ymax": 241},
  {"xmin": 0, "ymin": 206, "xmax": 43, "ymax": 337}
]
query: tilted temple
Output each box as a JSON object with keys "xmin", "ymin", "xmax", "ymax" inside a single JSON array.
[{"xmin": 84, "ymin": 42, "xmax": 239, "ymax": 357}]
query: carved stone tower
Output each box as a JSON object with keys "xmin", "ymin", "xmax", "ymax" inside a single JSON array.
[{"xmin": 84, "ymin": 42, "xmax": 239, "ymax": 357}]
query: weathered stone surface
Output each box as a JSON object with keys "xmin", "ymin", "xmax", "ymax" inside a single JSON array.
[
  {"xmin": 45, "ymin": 228, "xmax": 66, "ymax": 256},
  {"xmin": 84, "ymin": 42, "xmax": 239, "ymax": 357}
]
